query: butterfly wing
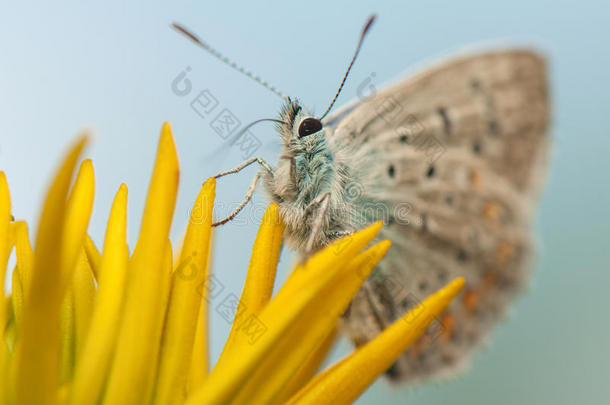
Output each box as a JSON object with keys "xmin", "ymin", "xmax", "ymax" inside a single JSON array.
[{"xmin": 324, "ymin": 49, "xmax": 550, "ymax": 383}]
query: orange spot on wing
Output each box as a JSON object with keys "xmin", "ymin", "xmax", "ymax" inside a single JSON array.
[
  {"xmin": 409, "ymin": 335, "xmax": 426, "ymax": 359},
  {"xmin": 469, "ymin": 170, "xmax": 482, "ymax": 189},
  {"xmin": 483, "ymin": 270, "xmax": 498, "ymax": 290},
  {"xmin": 483, "ymin": 202, "xmax": 501, "ymax": 221},
  {"xmin": 440, "ymin": 313, "xmax": 455, "ymax": 342},
  {"xmin": 496, "ymin": 241, "xmax": 514, "ymax": 263},
  {"xmin": 463, "ymin": 289, "xmax": 479, "ymax": 313}
]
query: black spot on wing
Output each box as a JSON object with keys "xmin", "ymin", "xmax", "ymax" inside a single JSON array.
[
  {"xmin": 472, "ymin": 141, "xmax": 482, "ymax": 154},
  {"xmin": 488, "ymin": 120, "xmax": 499, "ymax": 135},
  {"xmin": 388, "ymin": 165, "xmax": 395, "ymax": 178},
  {"xmin": 457, "ymin": 249, "xmax": 468, "ymax": 262},
  {"xmin": 437, "ymin": 107, "xmax": 451, "ymax": 136}
]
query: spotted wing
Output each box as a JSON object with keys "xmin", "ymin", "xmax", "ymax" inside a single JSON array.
[{"xmin": 324, "ymin": 49, "xmax": 550, "ymax": 383}]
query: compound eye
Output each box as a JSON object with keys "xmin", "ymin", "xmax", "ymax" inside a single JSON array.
[{"xmin": 298, "ymin": 118, "xmax": 323, "ymax": 138}]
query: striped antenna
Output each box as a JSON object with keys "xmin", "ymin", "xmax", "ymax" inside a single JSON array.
[
  {"xmin": 172, "ymin": 23, "xmax": 290, "ymax": 101},
  {"xmin": 319, "ymin": 14, "xmax": 376, "ymax": 120}
]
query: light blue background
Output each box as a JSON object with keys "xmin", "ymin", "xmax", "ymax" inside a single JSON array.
[{"xmin": 1, "ymin": 1, "xmax": 609, "ymax": 404}]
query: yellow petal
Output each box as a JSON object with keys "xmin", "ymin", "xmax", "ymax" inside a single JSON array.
[
  {"xmin": 237, "ymin": 203, "xmax": 284, "ymax": 314},
  {"xmin": 58, "ymin": 384, "xmax": 70, "ymax": 405},
  {"xmin": 186, "ymin": 225, "xmax": 217, "ymax": 395},
  {"xmin": 83, "ymin": 234, "xmax": 102, "ymax": 281},
  {"xmin": 231, "ymin": 240, "xmax": 391, "ymax": 405},
  {"xmin": 0, "ymin": 172, "xmax": 10, "ymax": 281},
  {"xmin": 147, "ymin": 240, "xmax": 175, "ymax": 399},
  {"xmin": 7, "ymin": 221, "xmax": 34, "ymax": 361},
  {"xmin": 103, "ymin": 122, "xmax": 179, "ymax": 405},
  {"xmin": 0, "ymin": 173, "xmax": 10, "ymax": 320},
  {"xmin": 70, "ymin": 184, "xmax": 128, "ymax": 405},
  {"xmin": 71, "ymin": 250, "xmax": 96, "ymax": 359},
  {"xmin": 12, "ymin": 136, "xmax": 87, "ymax": 405},
  {"xmin": 187, "ymin": 284, "xmax": 210, "ymax": 394},
  {"xmin": 59, "ymin": 289, "xmax": 75, "ymax": 383},
  {"xmin": 1, "ymin": 315, "xmax": 15, "ymax": 403},
  {"xmin": 10, "ymin": 265, "xmax": 24, "ymax": 332},
  {"xmin": 154, "ymin": 178, "xmax": 215, "ymax": 405},
  {"xmin": 58, "ymin": 158, "xmax": 96, "ymax": 383},
  {"xmin": 272, "ymin": 326, "xmax": 337, "ymax": 405},
  {"xmin": 62, "ymin": 159, "xmax": 95, "ymax": 290},
  {"xmin": 216, "ymin": 203, "xmax": 284, "ymax": 362},
  {"xmin": 62, "ymin": 264, "xmax": 95, "ymax": 385},
  {"xmin": 286, "ymin": 277, "xmax": 466, "ymax": 405},
  {"xmin": 3, "ymin": 306, "xmax": 16, "ymax": 352},
  {"xmin": 0, "ymin": 172, "xmax": 11, "ymax": 403},
  {"xmin": 185, "ymin": 221, "xmax": 383, "ymax": 405},
  {"xmin": 10, "ymin": 221, "xmax": 33, "ymax": 298}
]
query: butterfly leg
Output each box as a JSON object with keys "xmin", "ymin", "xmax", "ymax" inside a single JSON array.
[
  {"xmin": 304, "ymin": 192, "xmax": 331, "ymax": 253},
  {"xmin": 212, "ymin": 172, "xmax": 261, "ymax": 227},
  {"xmin": 211, "ymin": 157, "xmax": 274, "ymax": 226},
  {"xmin": 214, "ymin": 157, "xmax": 274, "ymax": 179}
]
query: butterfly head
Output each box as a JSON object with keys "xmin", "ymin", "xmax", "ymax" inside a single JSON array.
[{"xmin": 277, "ymin": 99, "xmax": 326, "ymax": 145}]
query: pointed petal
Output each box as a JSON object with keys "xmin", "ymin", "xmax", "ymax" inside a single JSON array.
[
  {"xmin": 0, "ymin": 172, "xmax": 10, "ymax": 288},
  {"xmin": 83, "ymin": 234, "xmax": 101, "ymax": 281},
  {"xmin": 187, "ymin": 285, "xmax": 210, "ymax": 394},
  {"xmin": 70, "ymin": 184, "xmax": 128, "ymax": 405},
  {"xmin": 272, "ymin": 326, "xmax": 338, "ymax": 405},
  {"xmin": 11, "ymin": 221, "xmax": 33, "ymax": 298},
  {"xmin": 103, "ymin": 123, "xmax": 179, "ymax": 404},
  {"xmin": 0, "ymin": 173, "xmax": 10, "ymax": 319},
  {"xmin": 71, "ymin": 250, "xmax": 96, "ymax": 360},
  {"xmin": 237, "ymin": 203, "xmax": 284, "ymax": 315},
  {"xmin": 216, "ymin": 204, "xmax": 283, "ymax": 361},
  {"xmin": 7, "ymin": 221, "xmax": 34, "ymax": 348},
  {"xmin": 154, "ymin": 178, "xmax": 215, "ymax": 405},
  {"xmin": 286, "ymin": 277, "xmax": 466, "ymax": 405},
  {"xmin": 0, "ymin": 172, "xmax": 11, "ymax": 402},
  {"xmin": 58, "ymin": 158, "xmax": 96, "ymax": 383},
  {"xmin": 12, "ymin": 136, "xmax": 87, "ymax": 405},
  {"xmin": 62, "ymin": 159, "xmax": 95, "ymax": 289}
]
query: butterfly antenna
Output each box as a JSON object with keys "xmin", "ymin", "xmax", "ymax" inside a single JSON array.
[
  {"xmin": 319, "ymin": 14, "xmax": 376, "ymax": 120},
  {"xmin": 172, "ymin": 22, "xmax": 290, "ymax": 101}
]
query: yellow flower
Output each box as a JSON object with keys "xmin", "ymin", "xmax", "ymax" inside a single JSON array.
[{"xmin": 0, "ymin": 123, "xmax": 464, "ymax": 405}]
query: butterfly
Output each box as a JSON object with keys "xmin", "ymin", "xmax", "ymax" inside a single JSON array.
[{"xmin": 173, "ymin": 14, "xmax": 550, "ymax": 384}]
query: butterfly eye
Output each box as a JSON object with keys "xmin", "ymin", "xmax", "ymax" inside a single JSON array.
[{"xmin": 298, "ymin": 118, "xmax": 323, "ymax": 138}]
